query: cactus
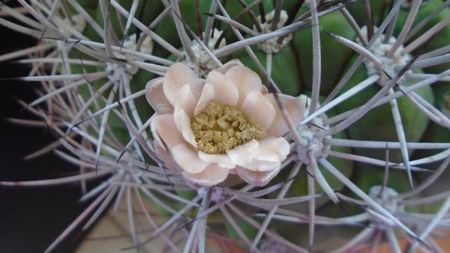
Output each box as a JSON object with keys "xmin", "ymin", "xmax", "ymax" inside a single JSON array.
[{"xmin": 0, "ymin": 0, "xmax": 450, "ymax": 252}]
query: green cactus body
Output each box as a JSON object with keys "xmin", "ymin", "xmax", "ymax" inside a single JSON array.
[
  {"xmin": 284, "ymin": 132, "xmax": 353, "ymax": 210},
  {"xmin": 224, "ymin": 218, "xmax": 257, "ymax": 242},
  {"xmin": 223, "ymin": 0, "xmax": 274, "ymax": 36},
  {"xmin": 416, "ymin": 82, "xmax": 450, "ymax": 155},
  {"xmin": 155, "ymin": 0, "xmax": 274, "ymax": 56},
  {"xmin": 395, "ymin": 0, "xmax": 450, "ymax": 73},
  {"xmin": 347, "ymin": 0, "xmax": 391, "ymax": 27},
  {"xmin": 292, "ymin": 11, "xmax": 356, "ymax": 95},
  {"xmin": 154, "ymin": 1, "xmax": 211, "ymax": 56},
  {"xmin": 413, "ymin": 0, "xmax": 450, "ymax": 74},
  {"xmin": 411, "ymin": 119, "xmax": 450, "ymax": 213},
  {"xmin": 336, "ymin": 58, "xmax": 434, "ymax": 162},
  {"xmin": 236, "ymin": 45, "xmax": 302, "ymax": 95},
  {"xmin": 286, "ymin": 100, "xmax": 353, "ymax": 212},
  {"xmin": 413, "ymin": 83, "xmax": 450, "ymax": 190},
  {"xmin": 95, "ymin": 0, "xmax": 162, "ymax": 40},
  {"xmin": 351, "ymin": 163, "xmax": 415, "ymax": 194}
]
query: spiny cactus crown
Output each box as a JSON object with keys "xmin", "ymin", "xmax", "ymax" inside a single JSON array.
[{"xmin": 0, "ymin": 0, "xmax": 449, "ymax": 252}]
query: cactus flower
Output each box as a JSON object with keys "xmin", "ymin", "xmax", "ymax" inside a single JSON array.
[{"xmin": 147, "ymin": 61, "xmax": 306, "ymax": 187}]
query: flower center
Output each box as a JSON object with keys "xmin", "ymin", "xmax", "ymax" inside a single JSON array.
[{"xmin": 191, "ymin": 102, "xmax": 264, "ymax": 154}]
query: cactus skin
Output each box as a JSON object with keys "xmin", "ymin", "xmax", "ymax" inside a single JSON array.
[
  {"xmin": 293, "ymin": 11, "xmax": 357, "ymax": 95},
  {"xmin": 346, "ymin": 0, "xmax": 389, "ymax": 27},
  {"xmin": 336, "ymin": 59, "xmax": 434, "ymax": 162},
  {"xmin": 236, "ymin": 45, "xmax": 302, "ymax": 96},
  {"xmin": 155, "ymin": 1, "xmax": 210, "ymax": 54},
  {"xmin": 417, "ymin": 1, "xmax": 450, "ymax": 74},
  {"xmin": 285, "ymin": 96, "xmax": 354, "ymax": 211}
]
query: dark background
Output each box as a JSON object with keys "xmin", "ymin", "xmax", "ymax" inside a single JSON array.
[{"xmin": 0, "ymin": 8, "xmax": 93, "ymax": 253}]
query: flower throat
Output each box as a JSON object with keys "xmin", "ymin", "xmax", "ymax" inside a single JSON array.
[{"xmin": 191, "ymin": 102, "xmax": 264, "ymax": 154}]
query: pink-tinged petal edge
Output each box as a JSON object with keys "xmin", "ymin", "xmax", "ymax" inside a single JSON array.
[
  {"xmin": 173, "ymin": 107, "xmax": 197, "ymax": 148},
  {"xmin": 228, "ymin": 137, "xmax": 290, "ymax": 172},
  {"xmin": 225, "ymin": 65, "xmax": 263, "ymax": 105},
  {"xmin": 182, "ymin": 164, "xmax": 230, "ymax": 187},
  {"xmin": 145, "ymin": 77, "xmax": 173, "ymax": 114},
  {"xmin": 241, "ymin": 90, "xmax": 276, "ymax": 130},
  {"xmin": 235, "ymin": 166, "xmax": 281, "ymax": 187},
  {"xmin": 174, "ymin": 84, "xmax": 196, "ymax": 116},
  {"xmin": 171, "ymin": 144, "xmax": 209, "ymax": 174},
  {"xmin": 214, "ymin": 59, "xmax": 242, "ymax": 74},
  {"xmin": 194, "ymin": 82, "xmax": 215, "ymax": 115},
  {"xmin": 153, "ymin": 140, "xmax": 178, "ymax": 171},
  {"xmin": 198, "ymin": 152, "xmax": 235, "ymax": 169},
  {"xmin": 254, "ymin": 137, "xmax": 290, "ymax": 162},
  {"xmin": 206, "ymin": 70, "xmax": 239, "ymax": 106},
  {"xmin": 151, "ymin": 114, "xmax": 185, "ymax": 150},
  {"xmin": 266, "ymin": 94, "xmax": 307, "ymax": 137},
  {"xmin": 227, "ymin": 140, "xmax": 260, "ymax": 168},
  {"xmin": 163, "ymin": 62, "xmax": 201, "ymax": 105}
]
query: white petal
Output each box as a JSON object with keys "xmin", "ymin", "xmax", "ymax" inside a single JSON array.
[
  {"xmin": 227, "ymin": 140, "xmax": 259, "ymax": 167},
  {"xmin": 241, "ymin": 90, "xmax": 276, "ymax": 129},
  {"xmin": 235, "ymin": 166, "xmax": 280, "ymax": 187},
  {"xmin": 242, "ymin": 160, "xmax": 281, "ymax": 172},
  {"xmin": 228, "ymin": 138, "xmax": 290, "ymax": 172},
  {"xmin": 215, "ymin": 59, "xmax": 243, "ymax": 74},
  {"xmin": 194, "ymin": 82, "xmax": 215, "ymax": 115},
  {"xmin": 225, "ymin": 65, "xmax": 263, "ymax": 105},
  {"xmin": 198, "ymin": 152, "xmax": 235, "ymax": 169},
  {"xmin": 150, "ymin": 114, "xmax": 185, "ymax": 149},
  {"xmin": 153, "ymin": 140, "xmax": 178, "ymax": 170},
  {"xmin": 163, "ymin": 62, "xmax": 201, "ymax": 105},
  {"xmin": 182, "ymin": 164, "xmax": 230, "ymax": 187},
  {"xmin": 175, "ymin": 84, "xmax": 196, "ymax": 116},
  {"xmin": 171, "ymin": 144, "xmax": 209, "ymax": 174},
  {"xmin": 173, "ymin": 107, "xmax": 197, "ymax": 148},
  {"xmin": 145, "ymin": 78, "xmax": 173, "ymax": 114},
  {"xmin": 266, "ymin": 94, "xmax": 307, "ymax": 136},
  {"xmin": 206, "ymin": 70, "xmax": 239, "ymax": 105},
  {"xmin": 254, "ymin": 137, "xmax": 290, "ymax": 162}
]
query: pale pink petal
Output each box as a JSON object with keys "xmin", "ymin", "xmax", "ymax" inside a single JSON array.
[
  {"xmin": 153, "ymin": 140, "xmax": 178, "ymax": 170},
  {"xmin": 174, "ymin": 84, "xmax": 196, "ymax": 116},
  {"xmin": 150, "ymin": 114, "xmax": 184, "ymax": 149},
  {"xmin": 254, "ymin": 137, "xmax": 290, "ymax": 163},
  {"xmin": 235, "ymin": 166, "xmax": 280, "ymax": 187},
  {"xmin": 229, "ymin": 138, "xmax": 290, "ymax": 172},
  {"xmin": 215, "ymin": 59, "xmax": 243, "ymax": 74},
  {"xmin": 182, "ymin": 164, "xmax": 230, "ymax": 187},
  {"xmin": 198, "ymin": 152, "xmax": 235, "ymax": 169},
  {"xmin": 240, "ymin": 160, "xmax": 280, "ymax": 172},
  {"xmin": 163, "ymin": 63, "xmax": 201, "ymax": 105},
  {"xmin": 206, "ymin": 71, "xmax": 239, "ymax": 105},
  {"xmin": 241, "ymin": 90, "xmax": 276, "ymax": 129},
  {"xmin": 266, "ymin": 94, "xmax": 308, "ymax": 136},
  {"xmin": 225, "ymin": 65, "xmax": 263, "ymax": 104},
  {"xmin": 171, "ymin": 144, "xmax": 209, "ymax": 174},
  {"xmin": 145, "ymin": 78, "xmax": 173, "ymax": 114},
  {"xmin": 227, "ymin": 140, "xmax": 259, "ymax": 167},
  {"xmin": 173, "ymin": 107, "xmax": 197, "ymax": 148},
  {"xmin": 194, "ymin": 82, "xmax": 215, "ymax": 115}
]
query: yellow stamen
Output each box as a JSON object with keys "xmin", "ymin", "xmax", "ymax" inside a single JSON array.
[{"xmin": 191, "ymin": 102, "xmax": 264, "ymax": 154}]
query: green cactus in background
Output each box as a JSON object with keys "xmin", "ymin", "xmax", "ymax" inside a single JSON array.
[{"xmin": 0, "ymin": 0, "xmax": 450, "ymax": 252}]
